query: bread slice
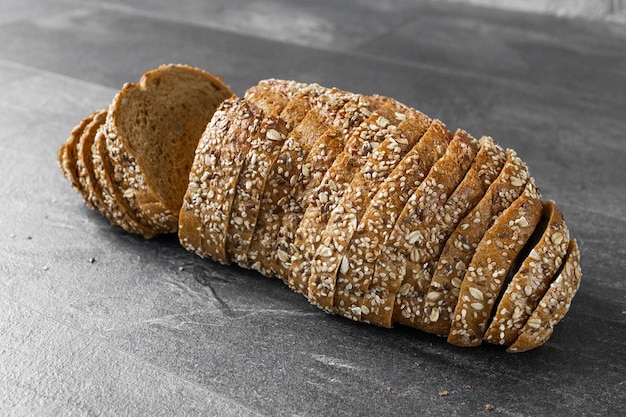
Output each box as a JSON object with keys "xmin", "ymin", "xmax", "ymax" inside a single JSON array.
[
  {"xmin": 447, "ymin": 178, "xmax": 543, "ymax": 347},
  {"xmin": 483, "ymin": 200, "xmax": 570, "ymax": 346},
  {"xmin": 400, "ymin": 136, "xmax": 506, "ymax": 330},
  {"xmin": 179, "ymin": 98, "xmax": 264, "ymax": 263},
  {"xmin": 225, "ymin": 115, "xmax": 289, "ymax": 264},
  {"xmin": 420, "ymin": 150, "xmax": 531, "ymax": 336},
  {"xmin": 59, "ymin": 111, "xmax": 97, "ymax": 196},
  {"xmin": 244, "ymin": 89, "xmax": 359, "ymax": 278},
  {"xmin": 317, "ymin": 108, "xmax": 432, "ymax": 319},
  {"xmin": 227, "ymin": 84, "xmax": 323, "ymax": 265},
  {"xmin": 76, "ymin": 109, "xmax": 108, "ymax": 212},
  {"xmin": 304, "ymin": 101, "xmax": 409, "ymax": 311},
  {"xmin": 507, "ymin": 239, "xmax": 581, "ymax": 352},
  {"xmin": 280, "ymin": 94, "xmax": 394, "ymax": 290},
  {"xmin": 105, "ymin": 64, "xmax": 233, "ymax": 235},
  {"xmin": 364, "ymin": 130, "xmax": 479, "ymax": 328},
  {"xmin": 91, "ymin": 124, "xmax": 157, "ymax": 237},
  {"xmin": 349, "ymin": 120, "xmax": 452, "ymax": 324}
]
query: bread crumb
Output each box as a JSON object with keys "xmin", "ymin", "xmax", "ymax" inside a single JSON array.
[
  {"xmin": 485, "ymin": 404, "xmax": 494, "ymax": 411},
  {"xmin": 464, "ymin": 384, "xmax": 472, "ymax": 389},
  {"xmin": 438, "ymin": 390, "xmax": 449, "ymax": 397},
  {"xmin": 178, "ymin": 266, "xmax": 185, "ymax": 272},
  {"xmin": 386, "ymin": 386, "xmax": 392, "ymax": 392}
]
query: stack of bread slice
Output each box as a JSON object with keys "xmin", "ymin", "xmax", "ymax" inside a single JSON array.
[
  {"xmin": 59, "ymin": 65, "xmax": 582, "ymax": 352},
  {"xmin": 58, "ymin": 64, "xmax": 234, "ymax": 237}
]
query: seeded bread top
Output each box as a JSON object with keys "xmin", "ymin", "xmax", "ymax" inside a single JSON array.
[
  {"xmin": 303, "ymin": 103, "xmax": 409, "ymax": 310},
  {"xmin": 448, "ymin": 179, "xmax": 543, "ymax": 347},
  {"xmin": 386, "ymin": 130, "xmax": 480, "ymax": 327},
  {"xmin": 402, "ymin": 136, "xmax": 507, "ymax": 330},
  {"xmin": 354, "ymin": 119, "xmax": 452, "ymax": 325},
  {"xmin": 194, "ymin": 98, "xmax": 263, "ymax": 264},
  {"xmin": 282, "ymin": 94, "xmax": 394, "ymax": 290},
  {"xmin": 329, "ymin": 108, "xmax": 432, "ymax": 319},
  {"xmin": 507, "ymin": 239, "xmax": 581, "ymax": 353},
  {"xmin": 420, "ymin": 150, "xmax": 530, "ymax": 336},
  {"xmin": 484, "ymin": 200, "xmax": 570, "ymax": 346}
]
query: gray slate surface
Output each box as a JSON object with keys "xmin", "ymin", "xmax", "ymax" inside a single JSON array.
[{"xmin": 1, "ymin": 0, "xmax": 625, "ymax": 416}]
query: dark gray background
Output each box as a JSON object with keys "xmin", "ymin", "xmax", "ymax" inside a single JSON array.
[{"xmin": 1, "ymin": 1, "xmax": 625, "ymax": 416}]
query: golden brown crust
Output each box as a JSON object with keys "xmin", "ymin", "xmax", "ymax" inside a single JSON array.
[
  {"xmin": 484, "ymin": 200, "xmax": 570, "ymax": 346},
  {"xmin": 448, "ymin": 178, "xmax": 543, "ymax": 347},
  {"xmin": 76, "ymin": 109, "xmax": 108, "ymax": 212},
  {"xmin": 242, "ymin": 86, "xmax": 348, "ymax": 276},
  {"xmin": 507, "ymin": 239, "xmax": 581, "ymax": 353},
  {"xmin": 92, "ymin": 124, "xmax": 157, "ymax": 237},
  {"xmin": 400, "ymin": 136, "xmax": 507, "ymax": 330},
  {"xmin": 321, "ymin": 108, "xmax": 432, "ymax": 319},
  {"xmin": 225, "ymin": 116, "xmax": 289, "ymax": 264},
  {"xmin": 180, "ymin": 98, "xmax": 262, "ymax": 263},
  {"xmin": 59, "ymin": 111, "xmax": 97, "ymax": 196},
  {"xmin": 364, "ymin": 130, "xmax": 480, "ymax": 328},
  {"xmin": 350, "ymin": 120, "xmax": 452, "ymax": 324},
  {"xmin": 280, "ymin": 94, "xmax": 394, "ymax": 289},
  {"xmin": 420, "ymin": 150, "xmax": 531, "ymax": 336},
  {"xmin": 301, "ymin": 102, "xmax": 409, "ymax": 311}
]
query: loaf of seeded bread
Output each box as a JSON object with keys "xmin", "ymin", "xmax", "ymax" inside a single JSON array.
[{"xmin": 58, "ymin": 66, "xmax": 581, "ymax": 352}]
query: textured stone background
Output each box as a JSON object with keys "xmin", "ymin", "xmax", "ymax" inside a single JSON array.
[
  {"xmin": 448, "ymin": 0, "xmax": 626, "ymax": 23},
  {"xmin": 1, "ymin": 1, "xmax": 625, "ymax": 416}
]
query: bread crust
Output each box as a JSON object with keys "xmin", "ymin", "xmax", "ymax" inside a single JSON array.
[
  {"xmin": 484, "ymin": 200, "xmax": 570, "ymax": 346},
  {"xmin": 318, "ymin": 108, "xmax": 432, "ymax": 319},
  {"xmin": 245, "ymin": 89, "xmax": 360, "ymax": 278},
  {"xmin": 181, "ymin": 98, "xmax": 262, "ymax": 263},
  {"xmin": 447, "ymin": 178, "xmax": 543, "ymax": 347},
  {"xmin": 225, "ymin": 115, "xmax": 289, "ymax": 264},
  {"xmin": 242, "ymin": 86, "xmax": 338, "ymax": 275},
  {"xmin": 420, "ymin": 150, "xmax": 530, "ymax": 335},
  {"xmin": 298, "ymin": 102, "xmax": 409, "ymax": 310},
  {"xmin": 340, "ymin": 120, "xmax": 450, "ymax": 324},
  {"xmin": 92, "ymin": 124, "xmax": 157, "ymax": 237},
  {"xmin": 281, "ymin": 94, "xmax": 393, "ymax": 290},
  {"xmin": 400, "ymin": 136, "xmax": 506, "ymax": 329},
  {"xmin": 59, "ymin": 111, "xmax": 97, "ymax": 196},
  {"xmin": 76, "ymin": 109, "xmax": 108, "ymax": 212},
  {"xmin": 507, "ymin": 239, "xmax": 581, "ymax": 353},
  {"xmin": 364, "ymin": 130, "xmax": 479, "ymax": 328}
]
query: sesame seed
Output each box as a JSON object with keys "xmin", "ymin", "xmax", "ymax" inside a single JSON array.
[{"xmin": 469, "ymin": 287, "xmax": 484, "ymax": 300}]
